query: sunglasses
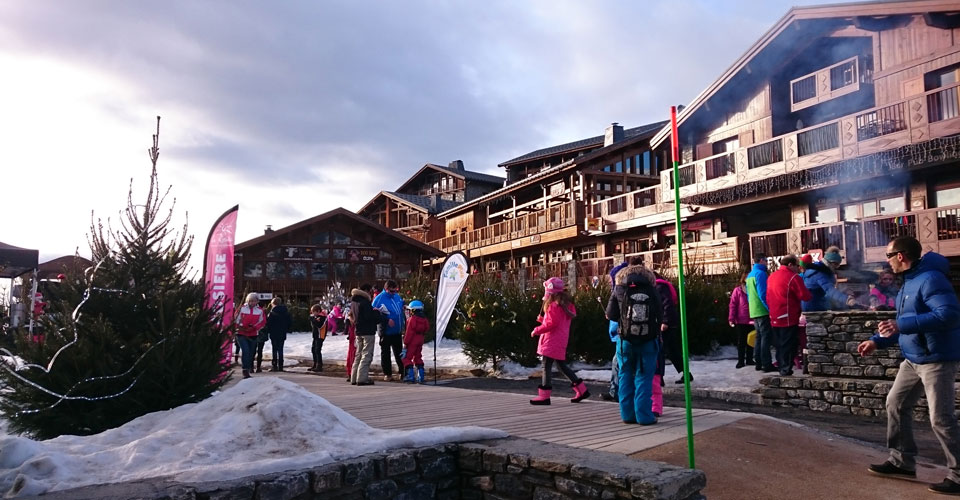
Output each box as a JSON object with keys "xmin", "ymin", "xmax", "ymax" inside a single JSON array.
[{"xmin": 885, "ymin": 251, "xmax": 901, "ymax": 259}]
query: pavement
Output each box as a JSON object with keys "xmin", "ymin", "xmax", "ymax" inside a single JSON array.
[{"xmin": 268, "ymin": 362, "xmax": 955, "ymax": 500}]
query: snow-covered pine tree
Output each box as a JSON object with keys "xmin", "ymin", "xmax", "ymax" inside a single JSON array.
[{"xmin": 0, "ymin": 118, "xmax": 231, "ymax": 439}]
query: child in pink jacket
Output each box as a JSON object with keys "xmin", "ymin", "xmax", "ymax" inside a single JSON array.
[
  {"xmin": 728, "ymin": 271, "xmax": 754, "ymax": 369},
  {"xmin": 530, "ymin": 277, "xmax": 589, "ymax": 405}
]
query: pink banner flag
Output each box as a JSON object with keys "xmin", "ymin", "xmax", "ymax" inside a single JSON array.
[{"xmin": 203, "ymin": 205, "xmax": 239, "ymax": 330}]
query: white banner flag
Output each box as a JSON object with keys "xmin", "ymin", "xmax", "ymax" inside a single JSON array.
[{"xmin": 434, "ymin": 252, "xmax": 469, "ymax": 345}]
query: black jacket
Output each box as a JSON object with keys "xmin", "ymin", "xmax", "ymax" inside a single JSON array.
[
  {"xmin": 350, "ymin": 289, "xmax": 380, "ymax": 335},
  {"xmin": 266, "ymin": 304, "xmax": 292, "ymax": 336}
]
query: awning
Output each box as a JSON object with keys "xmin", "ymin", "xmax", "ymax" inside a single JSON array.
[{"xmin": 0, "ymin": 241, "xmax": 39, "ymax": 278}]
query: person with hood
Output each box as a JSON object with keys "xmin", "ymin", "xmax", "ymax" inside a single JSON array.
[
  {"xmin": 766, "ymin": 255, "xmax": 812, "ymax": 376},
  {"xmin": 234, "ymin": 293, "xmax": 266, "ymax": 379},
  {"xmin": 602, "ymin": 259, "xmax": 630, "ymax": 401},
  {"xmin": 802, "ymin": 246, "xmax": 856, "ymax": 312},
  {"xmin": 728, "ymin": 270, "xmax": 754, "ymax": 369},
  {"xmin": 265, "ymin": 297, "xmax": 292, "ymax": 372},
  {"xmin": 349, "ymin": 284, "xmax": 380, "ymax": 385},
  {"xmin": 654, "ymin": 272, "xmax": 689, "ymax": 384},
  {"xmin": 372, "ymin": 279, "xmax": 406, "ymax": 381},
  {"xmin": 747, "ymin": 253, "xmax": 774, "ymax": 372},
  {"xmin": 529, "ymin": 277, "xmax": 587, "ymax": 405},
  {"xmin": 607, "ymin": 262, "xmax": 662, "ymax": 425},
  {"xmin": 858, "ymin": 236, "xmax": 960, "ymax": 495}
]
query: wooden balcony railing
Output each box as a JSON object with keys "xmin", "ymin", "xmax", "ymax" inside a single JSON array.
[
  {"xmin": 860, "ymin": 203, "xmax": 960, "ymax": 262},
  {"xmin": 748, "ymin": 221, "xmax": 852, "ymax": 262},
  {"xmin": 428, "ymin": 200, "xmax": 581, "ymax": 253},
  {"xmin": 656, "ymin": 79, "xmax": 960, "ymax": 205},
  {"xmin": 862, "ymin": 213, "xmax": 916, "ymax": 249},
  {"xmin": 590, "ymin": 185, "xmax": 659, "ymax": 222}
]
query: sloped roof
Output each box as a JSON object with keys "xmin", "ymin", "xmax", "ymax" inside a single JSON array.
[
  {"xmin": 0, "ymin": 241, "xmax": 39, "ymax": 278},
  {"xmin": 385, "ymin": 191, "xmax": 463, "ymax": 214},
  {"xmin": 235, "ymin": 207, "xmax": 443, "ymax": 257},
  {"xmin": 650, "ymin": 0, "xmax": 959, "ymax": 149},
  {"xmin": 395, "ymin": 163, "xmax": 504, "ymax": 195},
  {"xmin": 440, "ymin": 119, "xmax": 666, "ymax": 218},
  {"xmin": 499, "ymin": 121, "xmax": 668, "ymax": 167}
]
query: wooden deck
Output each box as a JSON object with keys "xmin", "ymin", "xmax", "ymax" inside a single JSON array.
[{"xmin": 271, "ymin": 371, "xmax": 749, "ymax": 455}]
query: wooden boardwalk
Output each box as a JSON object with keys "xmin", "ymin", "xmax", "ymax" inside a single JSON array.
[{"xmin": 273, "ymin": 371, "xmax": 748, "ymax": 455}]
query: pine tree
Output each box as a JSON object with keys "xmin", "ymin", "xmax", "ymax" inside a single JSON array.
[{"xmin": 0, "ymin": 118, "xmax": 231, "ymax": 439}]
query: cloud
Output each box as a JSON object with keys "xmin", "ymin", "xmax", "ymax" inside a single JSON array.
[{"xmin": 0, "ymin": 0, "xmax": 858, "ymax": 270}]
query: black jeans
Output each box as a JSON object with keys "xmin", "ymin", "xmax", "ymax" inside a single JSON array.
[
  {"xmin": 735, "ymin": 324, "xmax": 754, "ymax": 364},
  {"xmin": 774, "ymin": 325, "xmax": 798, "ymax": 375},
  {"xmin": 662, "ymin": 327, "xmax": 685, "ymax": 375},
  {"xmin": 270, "ymin": 333, "xmax": 286, "ymax": 369},
  {"xmin": 379, "ymin": 334, "xmax": 404, "ymax": 376},
  {"xmin": 255, "ymin": 339, "xmax": 266, "ymax": 370},
  {"xmin": 311, "ymin": 337, "xmax": 324, "ymax": 368}
]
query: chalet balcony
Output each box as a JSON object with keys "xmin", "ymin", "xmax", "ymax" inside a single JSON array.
[
  {"xmin": 590, "ymin": 185, "xmax": 660, "ymax": 224},
  {"xmin": 859, "ymin": 204, "xmax": 960, "ymax": 262},
  {"xmin": 656, "ymin": 80, "xmax": 960, "ymax": 205},
  {"xmin": 578, "ymin": 236, "xmax": 740, "ymax": 277},
  {"xmin": 429, "ymin": 200, "xmax": 582, "ymax": 254},
  {"xmin": 749, "ymin": 221, "xmax": 856, "ymax": 264}
]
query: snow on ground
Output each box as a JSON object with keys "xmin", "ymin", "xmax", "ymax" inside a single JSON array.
[{"xmin": 0, "ymin": 377, "xmax": 506, "ymax": 497}]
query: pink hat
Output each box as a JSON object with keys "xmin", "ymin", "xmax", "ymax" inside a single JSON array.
[{"xmin": 543, "ymin": 277, "xmax": 565, "ymax": 296}]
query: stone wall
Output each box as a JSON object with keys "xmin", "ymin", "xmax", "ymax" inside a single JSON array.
[
  {"xmin": 758, "ymin": 310, "xmax": 944, "ymax": 418},
  {"xmin": 44, "ymin": 438, "xmax": 706, "ymax": 500}
]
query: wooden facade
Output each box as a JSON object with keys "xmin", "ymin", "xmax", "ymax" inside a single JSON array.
[
  {"xmin": 422, "ymin": 0, "xmax": 960, "ymax": 283},
  {"xmin": 234, "ymin": 208, "xmax": 443, "ymax": 304}
]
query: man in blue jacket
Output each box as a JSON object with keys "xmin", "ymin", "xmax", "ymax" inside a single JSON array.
[
  {"xmin": 802, "ymin": 246, "xmax": 855, "ymax": 312},
  {"xmin": 857, "ymin": 236, "xmax": 960, "ymax": 495},
  {"xmin": 373, "ymin": 279, "xmax": 406, "ymax": 381}
]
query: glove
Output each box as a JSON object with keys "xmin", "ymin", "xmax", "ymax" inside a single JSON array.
[
  {"xmin": 400, "ymin": 348, "xmax": 407, "ymax": 359},
  {"xmin": 378, "ymin": 305, "xmax": 389, "ymax": 314}
]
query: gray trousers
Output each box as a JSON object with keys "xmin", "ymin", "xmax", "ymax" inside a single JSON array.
[
  {"xmin": 886, "ymin": 359, "xmax": 960, "ymax": 482},
  {"xmin": 350, "ymin": 335, "xmax": 376, "ymax": 384}
]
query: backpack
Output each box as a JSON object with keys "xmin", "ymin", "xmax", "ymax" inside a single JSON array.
[{"xmin": 620, "ymin": 274, "xmax": 659, "ymax": 343}]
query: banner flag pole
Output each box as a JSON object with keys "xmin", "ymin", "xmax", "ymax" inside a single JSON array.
[
  {"xmin": 670, "ymin": 106, "xmax": 696, "ymax": 469},
  {"xmin": 432, "ymin": 252, "xmax": 470, "ymax": 385}
]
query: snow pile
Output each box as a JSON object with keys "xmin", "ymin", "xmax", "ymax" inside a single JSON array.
[{"xmin": 0, "ymin": 377, "xmax": 506, "ymax": 497}]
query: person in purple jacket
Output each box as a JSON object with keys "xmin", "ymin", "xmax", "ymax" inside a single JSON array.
[{"xmin": 728, "ymin": 271, "xmax": 754, "ymax": 369}]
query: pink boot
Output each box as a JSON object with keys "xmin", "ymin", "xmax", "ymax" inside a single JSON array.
[
  {"xmin": 652, "ymin": 375, "xmax": 663, "ymax": 417},
  {"xmin": 571, "ymin": 380, "xmax": 591, "ymax": 403},
  {"xmin": 530, "ymin": 385, "xmax": 552, "ymax": 405}
]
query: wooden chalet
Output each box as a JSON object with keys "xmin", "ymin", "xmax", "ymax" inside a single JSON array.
[
  {"xmin": 357, "ymin": 161, "xmax": 504, "ymax": 243},
  {"xmin": 582, "ymin": 0, "xmax": 960, "ymax": 278},
  {"xmin": 423, "ymin": 0, "xmax": 960, "ymax": 285},
  {"xmin": 234, "ymin": 208, "xmax": 443, "ymax": 304},
  {"xmin": 429, "ymin": 121, "xmax": 671, "ymax": 279}
]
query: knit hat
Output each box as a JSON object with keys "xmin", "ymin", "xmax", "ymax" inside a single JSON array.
[
  {"xmin": 800, "ymin": 254, "xmax": 814, "ymax": 268},
  {"xmin": 823, "ymin": 250, "xmax": 843, "ymax": 264},
  {"xmin": 543, "ymin": 277, "xmax": 565, "ymax": 297}
]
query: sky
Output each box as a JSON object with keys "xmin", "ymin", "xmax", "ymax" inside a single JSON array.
[
  {"xmin": 0, "ymin": 0, "xmax": 859, "ymax": 273},
  {"xmin": 0, "ymin": 340, "xmax": 748, "ymax": 497}
]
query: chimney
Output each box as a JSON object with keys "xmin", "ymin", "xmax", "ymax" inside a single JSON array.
[
  {"xmin": 604, "ymin": 123, "xmax": 624, "ymax": 147},
  {"xmin": 264, "ymin": 225, "xmax": 274, "ymax": 235},
  {"xmin": 448, "ymin": 160, "xmax": 464, "ymax": 171}
]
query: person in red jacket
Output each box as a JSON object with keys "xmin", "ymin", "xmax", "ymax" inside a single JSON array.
[
  {"xmin": 235, "ymin": 292, "xmax": 266, "ymax": 379},
  {"xmin": 766, "ymin": 255, "xmax": 812, "ymax": 376},
  {"xmin": 401, "ymin": 300, "xmax": 430, "ymax": 384}
]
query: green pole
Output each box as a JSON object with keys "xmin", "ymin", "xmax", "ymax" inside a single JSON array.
[{"xmin": 670, "ymin": 106, "xmax": 695, "ymax": 469}]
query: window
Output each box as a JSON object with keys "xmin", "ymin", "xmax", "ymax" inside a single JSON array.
[
  {"xmin": 395, "ymin": 264, "xmax": 412, "ymax": 280},
  {"xmin": 625, "ymin": 157, "xmax": 632, "ymax": 174},
  {"xmin": 311, "ymin": 263, "xmax": 328, "ymax": 280},
  {"xmin": 332, "ymin": 249, "xmax": 346, "ymax": 260},
  {"xmin": 265, "ymin": 248, "xmax": 280, "ymax": 258},
  {"xmin": 311, "ymin": 232, "xmax": 329, "ymax": 245},
  {"xmin": 642, "ymin": 152, "xmax": 652, "ymax": 175},
  {"xmin": 816, "ymin": 207, "xmax": 839, "ymax": 224},
  {"xmin": 243, "ymin": 262, "xmax": 263, "ymax": 278},
  {"xmin": 333, "ymin": 263, "xmax": 350, "ymax": 279},
  {"xmin": 615, "ymin": 161, "xmax": 623, "ymax": 173},
  {"xmin": 332, "ymin": 232, "xmax": 350, "ymax": 245},
  {"xmin": 936, "ymin": 184, "xmax": 960, "ymax": 207},
  {"xmin": 843, "ymin": 204, "xmax": 860, "ymax": 221},
  {"xmin": 878, "ymin": 196, "xmax": 905, "ymax": 215},
  {"xmin": 926, "ymin": 64, "xmax": 960, "ymax": 122},
  {"xmin": 353, "ymin": 264, "xmax": 367, "ymax": 278},
  {"xmin": 288, "ymin": 263, "xmax": 307, "ymax": 279},
  {"xmin": 577, "ymin": 244, "xmax": 597, "ymax": 260},
  {"xmin": 862, "ymin": 202, "xmax": 878, "ymax": 218},
  {"xmin": 375, "ymin": 264, "xmax": 392, "ymax": 279},
  {"xmin": 265, "ymin": 262, "xmax": 285, "ymax": 279},
  {"xmin": 379, "ymin": 250, "xmax": 393, "ymax": 260},
  {"xmin": 314, "ymin": 248, "xmax": 329, "ymax": 259}
]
